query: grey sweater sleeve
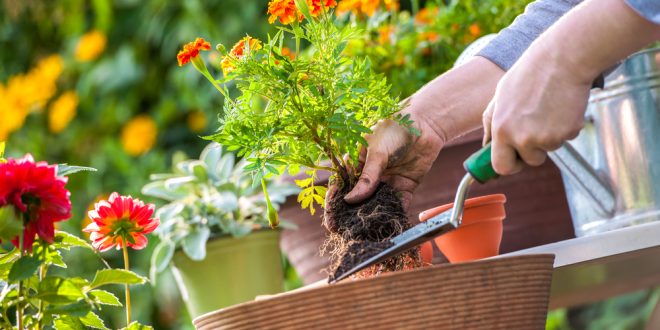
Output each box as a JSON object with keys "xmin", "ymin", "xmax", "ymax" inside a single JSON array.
[
  {"xmin": 626, "ymin": 0, "xmax": 660, "ymax": 24},
  {"xmin": 477, "ymin": 0, "xmax": 660, "ymax": 71},
  {"xmin": 477, "ymin": 0, "xmax": 582, "ymax": 71}
]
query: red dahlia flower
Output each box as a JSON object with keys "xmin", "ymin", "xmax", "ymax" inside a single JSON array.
[
  {"xmin": 0, "ymin": 155, "xmax": 71, "ymax": 251},
  {"xmin": 83, "ymin": 192, "xmax": 159, "ymax": 252}
]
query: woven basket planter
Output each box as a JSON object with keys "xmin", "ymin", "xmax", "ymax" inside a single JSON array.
[{"xmin": 194, "ymin": 254, "xmax": 554, "ymax": 330}]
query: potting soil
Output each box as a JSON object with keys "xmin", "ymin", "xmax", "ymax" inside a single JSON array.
[{"xmin": 323, "ymin": 182, "xmax": 422, "ymax": 282}]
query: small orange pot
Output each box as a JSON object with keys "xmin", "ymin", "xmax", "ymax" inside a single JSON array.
[{"xmin": 419, "ymin": 194, "xmax": 506, "ymax": 263}]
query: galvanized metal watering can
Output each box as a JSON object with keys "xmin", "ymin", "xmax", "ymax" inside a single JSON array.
[{"xmin": 563, "ymin": 47, "xmax": 660, "ymax": 236}]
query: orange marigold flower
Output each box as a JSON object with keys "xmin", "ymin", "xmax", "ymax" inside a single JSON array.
[
  {"xmin": 308, "ymin": 0, "xmax": 337, "ymax": 16},
  {"xmin": 378, "ymin": 25, "xmax": 395, "ymax": 45},
  {"xmin": 177, "ymin": 37, "xmax": 211, "ymax": 66},
  {"xmin": 418, "ymin": 31, "xmax": 439, "ymax": 43},
  {"xmin": 414, "ymin": 7, "xmax": 439, "ymax": 25},
  {"xmin": 268, "ymin": 0, "xmax": 303, "ymax": 25},
  {"xmin": 337, "ymin": 0, "xmax": 379, "ymax": 16},
  {"xmin": 221, "ymin": 36, "xmax": 263, "ymax": 75},
  {"xmin": 360, "ymin": 0, "xmax": 380, "ymax": 16},
  {"xmin": 281, "ymin": 47, "xmax": 296, "ymax": 60},
  {"xmin": 384, "ymin": 0, "xmax": 399, "ymax": 11},
  {"xmin": 83, "ymin": 192, "xmax": 159, "ymax": 252},
  {"xmin": 469, "ymin": 23, "xmax": 481, "ymax": 37},
  {"xmin": 336, "ymin": 0, "xmax": 359, "ymax": 15}
]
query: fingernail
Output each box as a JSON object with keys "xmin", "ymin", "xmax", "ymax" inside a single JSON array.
[{"xmin": 344, "ymin": 189, "xmax": 358, "ymax": 202}]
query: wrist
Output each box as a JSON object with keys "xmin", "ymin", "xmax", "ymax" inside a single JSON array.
[{"xmin": 408, "ymin": 56, "xmax": 504, "ymax": 142}]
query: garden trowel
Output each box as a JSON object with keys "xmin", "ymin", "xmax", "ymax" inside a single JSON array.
[
  {"xmin": 331, "ymin": 142, "xmax": 615, "ymax": 283},
  {"xmin": 330, "ymin": 144, "xmax": 496, "ymax": 283}
]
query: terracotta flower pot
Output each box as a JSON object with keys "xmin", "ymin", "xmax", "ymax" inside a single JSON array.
[{"xmin": 419, "ymin": 194, "xmax": 506, "ymax": 263}]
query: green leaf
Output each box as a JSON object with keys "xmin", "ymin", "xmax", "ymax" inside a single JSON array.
[
  {"xmin": 0, "ymin": 206, "xmax": 23, "ymax": 242},
  {"xmin": 54, "ymin": 315, "xmax": 85, "ymax": 330},
  {"xmin": 8, "ymin": 255, "xmax": 42, "ymax": 282},
  {"xmin": 57, "ymin": 164, "xmax": 98, "ymax": 177},
  {"xmin": 0, "ymin": 141, "xmax": 5, "ymax": 163},
  {"xmin": 81, "ymin": 311, "xmax": 109, "ymax": 330},
  {"xmin": 122, "ymin": 321, "xmax": 154, "ymax": 330},
  {"xmin": 89, "ymin": 269, "xmax": 147, "ymax": 290},
  {"xmin": 294, "ymin": 178, "xmax": 313, "ymax": 188},
  {"xmin": 55, "ymin": 231, "xmax": 94, "ymax": 250},
  {"xmin": 150, "ymin": 241, "xmax": 175, "ymax": 281},
  {"xmin": 182, "ymin": 226, "xmax": 210, "ymax": 261},
  {"xmin": 88, "ymin": 289, "xmax": 122, "ymax": 306},
  {"xmin": 45, "ymin": 300, "xmax": 92, "ymax": 317},
  {"xmin": 37, "ymin": 277, "xmax": 85, "ymax": 304}
]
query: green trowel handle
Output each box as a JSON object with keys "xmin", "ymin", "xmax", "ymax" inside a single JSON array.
[{"xmin": 463, "ymin": 143, "xmax": 499, "ymax": 184}]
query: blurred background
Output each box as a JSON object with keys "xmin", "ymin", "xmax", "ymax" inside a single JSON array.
[{"xmin": 1, "ymin": 0, "xmax": 655, "ymax": 328}]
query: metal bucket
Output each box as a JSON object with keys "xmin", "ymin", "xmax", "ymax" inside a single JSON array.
[{"xmin": 563, "ymin": 47, "xmax": 660, "ymax": 236}]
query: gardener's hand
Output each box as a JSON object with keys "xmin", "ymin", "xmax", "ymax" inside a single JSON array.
[
  {"xmin": 481, "ymin": 0, "xmax": 660, "ymax": 175},
  {"xmin": 345, "ymin": 56, "xmax": 505, "ymax": 209},
  {"xmin": 344, "ymin": 112, "xmax": 446, "ymax": 210},
  {"xmin": 481, "ymin": 53, "xmax": 590, "ymax": 175}
]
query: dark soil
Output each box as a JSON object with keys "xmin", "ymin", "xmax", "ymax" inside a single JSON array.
[{"xmin": 323, "ymin": 182, "xmax": 422, "ymax": 282}]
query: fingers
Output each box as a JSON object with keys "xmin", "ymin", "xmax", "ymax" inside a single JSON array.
[
  {"xmin": 491, "ymin": 137, "xmax": 524, "ymax": 175},
  {"xmin": 344, "ymin": 149, "xmax": 387, "ymax": 204},
  {"xmin": 482, "ymin": 100, "xmax": 494, "ymax": 146},
  {"xmin": 385, "ymin": 175, "xmax": 419, "ymax": 212}
]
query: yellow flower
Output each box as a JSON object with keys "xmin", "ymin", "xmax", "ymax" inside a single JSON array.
[
  {"xmin": 75, "ymin": 30, "xmax": 107, "ymax": 62},
  {"xmin": 48, "ymin": 91, "xmax": 78, "ymax": 133},
  {"xmin": 0, "ymin": 85, "xmax": 29, "ymax": 140},
  {"xmin": 187, "ymin": 110, "xmax": 208, "ymax": 133},
  {"xmin": 121, "ymin": 115, "xmax": 158, "ymax": 156},
  {"xmin": 0, "ymin": 54, "xmax": 63, "ymax": 139}
]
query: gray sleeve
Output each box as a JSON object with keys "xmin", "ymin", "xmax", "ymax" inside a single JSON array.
[
  {"xmin": 625, "ymin": 0, "xmax": 660, "ymax": 24},
  {"xmin": 477, "ymin": 0, "xmax": 583, "ymax": 71}
]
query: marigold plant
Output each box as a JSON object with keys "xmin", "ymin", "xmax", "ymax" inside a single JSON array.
[{"xmin": 179, "ymin": 1, "xmax": 416, "ymax": 225}]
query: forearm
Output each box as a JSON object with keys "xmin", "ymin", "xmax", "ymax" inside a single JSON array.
[
  {"xmin": 408, "ymin": 56, "xmax": 504, "ymax": 142},
  {"xmin": 532, "ymin": 0, "xmax": 660, "ymax": 84}
]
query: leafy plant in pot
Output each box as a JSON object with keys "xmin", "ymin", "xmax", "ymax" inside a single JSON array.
[
  {"xmin": 177, "ymin": 0, "xmax": 424, "ymax": 281},
  {"xmin": 141, "ymin": 143, "xmax": 297, "ymax": 317}
]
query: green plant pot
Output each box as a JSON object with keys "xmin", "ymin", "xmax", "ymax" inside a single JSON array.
[{"xmin": 171, "ymin": 230, "xmax": 284, "ymax": 317}]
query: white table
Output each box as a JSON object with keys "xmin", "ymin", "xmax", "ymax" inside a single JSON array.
[{"xmin": 502, "ymin": 221, "xmax": 660, "ymax": 309}]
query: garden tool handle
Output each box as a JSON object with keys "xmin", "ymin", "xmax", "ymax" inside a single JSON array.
[{"xmin": 463, "ymin": 143, "xmax": 499, "ymax": 184}]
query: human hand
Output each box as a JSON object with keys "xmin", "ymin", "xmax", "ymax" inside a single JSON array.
[
  {"xmin": 482, "ymin": 0, "xmax": 660, "ymax": 176},
  {"xmin": 344, "ymin": 56, "xmax": 504, "ymax": 209},
  {"xmin": 481, "ymin": 51, "xmax": 591, "ymax": 175},
  {"xmin": 343, "ymin": 110, "xmax": 446, "ymax": 210}
]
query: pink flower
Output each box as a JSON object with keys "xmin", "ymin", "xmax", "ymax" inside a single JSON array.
[
  {"xmin": 0, "ymin": 155, "xmax": 71, "ymax": 251},
  {"xmin": 83, "ymin": 192, "xmax": 159, "ymax": 252}
]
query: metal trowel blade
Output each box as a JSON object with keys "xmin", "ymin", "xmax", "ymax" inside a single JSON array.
[{"xmin": 330, "ymin": 208, "xmax": 456, "ymax": 283}]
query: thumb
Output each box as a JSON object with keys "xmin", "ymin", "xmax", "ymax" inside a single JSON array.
[{"xmin": 344, "ymin": 150, "xmax": 386, "ymax": 204}]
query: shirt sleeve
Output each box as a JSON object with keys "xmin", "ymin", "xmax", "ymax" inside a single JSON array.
[
  {"xmin": 625, "ymin": 0, "xmax": 660, "ymax": 24},
  {"xmin": 477, "ymin": 0, "xmax": 583, "ymax": 71}
]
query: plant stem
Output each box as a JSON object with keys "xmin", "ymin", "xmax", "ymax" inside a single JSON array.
[
  {"xmin": 16, "ymin": 234, "xmax": 24, "ymax": 330},
  {"xmin": 37, "ymin": 246, "xmax": 47, "ymax": 330},
  {"xmin": 122, "ymin": 244, "xmax": 132, "ymax": 325}
]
